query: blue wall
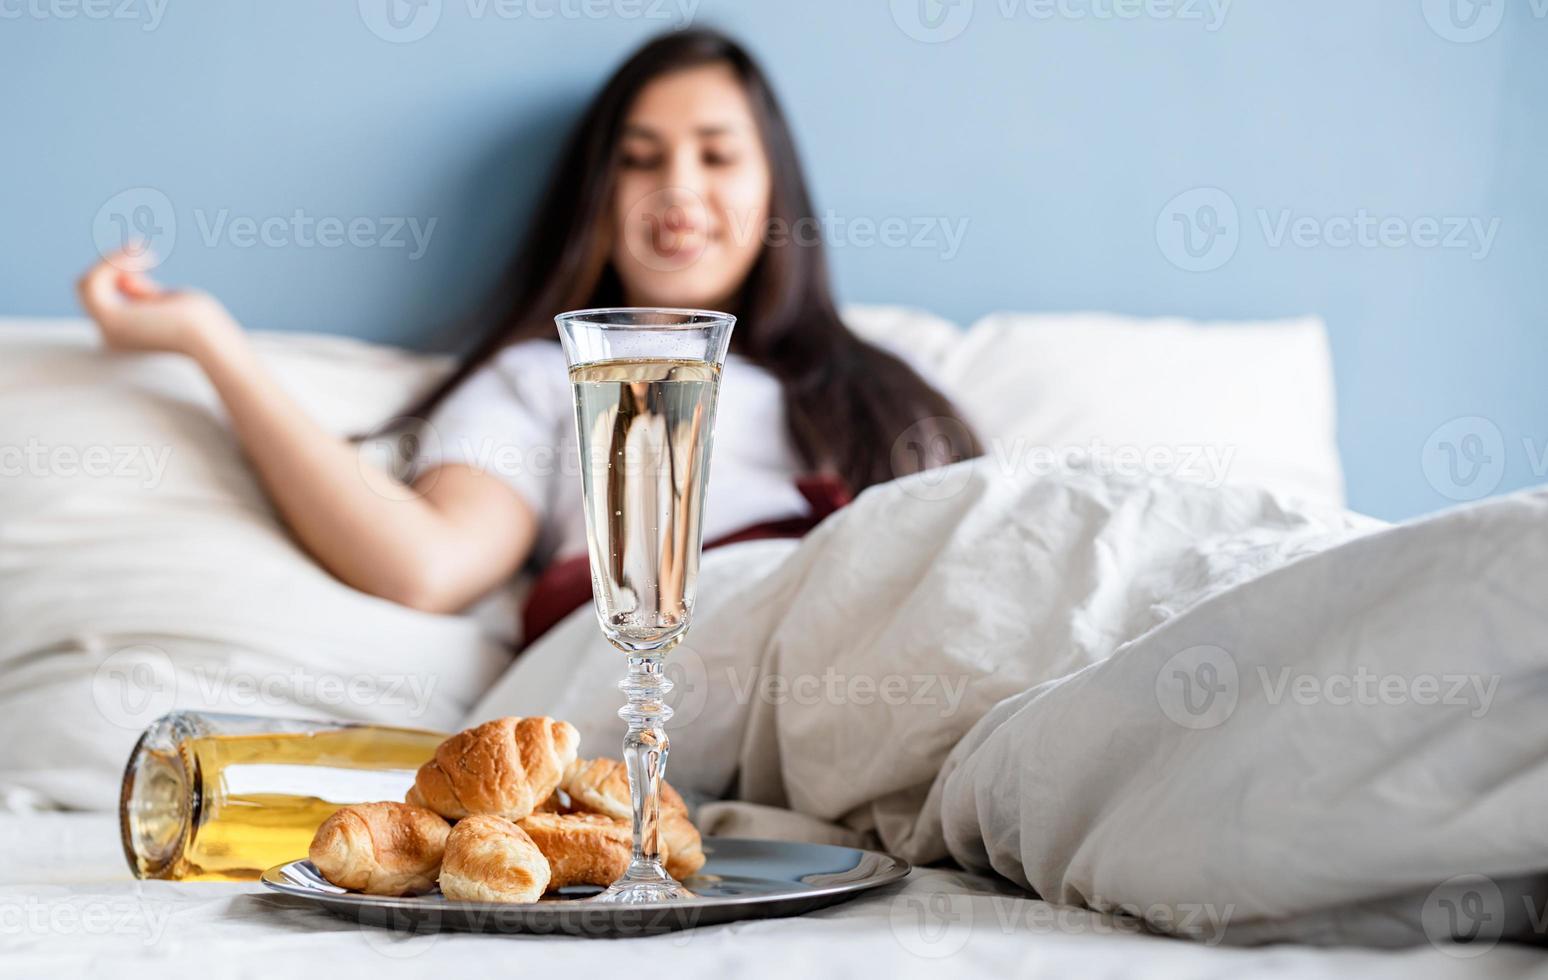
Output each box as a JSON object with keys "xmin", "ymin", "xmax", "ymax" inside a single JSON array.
[{"xmin": 3, "ymin": 0, "xmax": 1544, "ymax": 520}]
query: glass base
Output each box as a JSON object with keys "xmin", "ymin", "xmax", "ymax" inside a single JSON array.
[{"xmin": 592, "ymin": 861, "xmax": 693, "ymax": 904}]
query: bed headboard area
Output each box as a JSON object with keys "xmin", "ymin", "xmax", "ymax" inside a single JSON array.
[{"xmin": 1, "ymin": 2, "xmax": 1544, "ymax": 520}]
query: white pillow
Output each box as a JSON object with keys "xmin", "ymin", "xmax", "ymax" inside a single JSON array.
[
  {"xmin": 943, "ymin": 312, "xmax": 1344, "ymax": 506},
  {"xmin": 0, "ymin": 319, "xmax": 510, "ymax": 810},
  {"xmin": 841, "ymin": 303, "xmax": 963, "ymax": 374}
]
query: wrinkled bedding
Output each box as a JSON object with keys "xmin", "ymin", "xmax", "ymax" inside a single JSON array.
[
  {"xmin": 481, "ymin": 460, "xmax": 1548, "ymax": 947},
  {"xmin": 6, "ymin": 811, "xmax": 1544, "ymax": 977}
]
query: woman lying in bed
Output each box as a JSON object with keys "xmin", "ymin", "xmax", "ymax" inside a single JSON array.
[{"xmin": 74, "ymin": 30, "xmax": 978, "ymax": 631}]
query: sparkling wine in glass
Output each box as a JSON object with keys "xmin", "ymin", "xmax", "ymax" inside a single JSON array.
[{"xmin": 556, "ymin": 307, "xmax": 734, "ymax": 904}]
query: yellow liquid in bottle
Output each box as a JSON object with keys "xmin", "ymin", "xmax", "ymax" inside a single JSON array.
[{"xmin": 124, "ymin": 727, "xmax": 443, "ymax": 882}]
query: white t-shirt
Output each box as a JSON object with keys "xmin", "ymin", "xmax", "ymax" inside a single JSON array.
[{"xmin": 421, "ymin": 340, "xmax": 810, "ymax": 566}]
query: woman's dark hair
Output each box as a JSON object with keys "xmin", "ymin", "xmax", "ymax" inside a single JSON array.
[{"xmin": 412, "ymin": 28, "xmax": 980, "ymax": 493}]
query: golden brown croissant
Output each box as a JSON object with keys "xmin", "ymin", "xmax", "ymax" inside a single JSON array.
[
  {"xmin": 518, "ymin": 812, "xmax": 634, "ymax": 890},
  {"xmin": 407, "ymin": 716, "xmax": 580, "ymax": 821},
  {"xmin": 560, "ymin": 757, "xmax": 705, "ymax": 880},
  {"xmin": 439, "ymin": 815, "xmax": 551, "ymax": 903},
  {"xmin": 560, "ymin": 757, "xmax": 680, "ymax": 820},
  {"xmin": 660, "ymin": 812, "xmax": 705, "ymax": 881},
  {"xmin": 308, "ymin": 802, "xmax": 450, "ymax": 896}
]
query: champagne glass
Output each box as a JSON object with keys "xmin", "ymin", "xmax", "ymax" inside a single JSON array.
[{"xmin": 556, "ymin": 307, "xmax": 734, "ymax": 904}]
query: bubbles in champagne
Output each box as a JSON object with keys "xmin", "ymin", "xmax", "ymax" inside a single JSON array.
[{"xmin": 570, "ymin": 359, "xmax": 722, "ymax": 653}]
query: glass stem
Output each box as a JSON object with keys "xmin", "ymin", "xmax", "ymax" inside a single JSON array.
[{"xmin": 619, "ymin": 654, "xmax": 674, "ymax": 874}]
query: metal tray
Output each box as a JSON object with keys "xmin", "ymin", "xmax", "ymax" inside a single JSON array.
[{"xmin": 261, "ymin": 836, "xmax": 910, "ymax": 937}]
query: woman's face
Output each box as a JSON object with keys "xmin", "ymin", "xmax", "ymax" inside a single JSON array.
[{"xmin": 609, "ymin": 62, "xmax": 773, "ymax": 311}]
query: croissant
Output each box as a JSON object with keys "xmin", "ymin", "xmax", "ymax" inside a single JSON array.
[
  {"xmin": 308, "ymin": 802, "xmax": 450, "ymax": 896},
  {"xmin": 518, "ymin": 812, "xmax": 634, "ymax": 890},
  {"xmin": 560, "ymin": 757, "xmax": 705, "ymax": 880},
  {"xmin": 439, "ymin": 815, "xmax": 552, "ymax": 904},
  {"xmin": 560, "ymin": 757, "xmax": 681, "ymax": 820},
  {"xmin": 408, "ymin": 716, "xmax": 580, "ymax": 821}
]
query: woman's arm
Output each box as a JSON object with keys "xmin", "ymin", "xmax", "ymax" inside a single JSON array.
[{"xmin": 77, "ymin": 253, "xmax": 538, "ymax": 613}]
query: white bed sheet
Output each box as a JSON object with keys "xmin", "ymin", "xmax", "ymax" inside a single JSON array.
[{"xmin": 2, "ymin": 814, "xmax": 1541, "ymax": 979}]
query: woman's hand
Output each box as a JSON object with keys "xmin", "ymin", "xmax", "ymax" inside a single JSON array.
[
  {"xmin": 71, "ymin": 248, "xmax": 537, "ymax": 613},
  {"xmin": 76, "ymin": 249, "xmax": 236, "ymax": 357}
]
